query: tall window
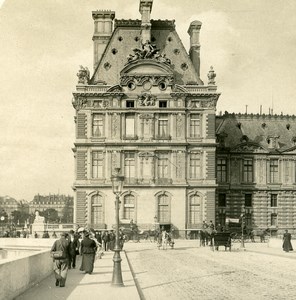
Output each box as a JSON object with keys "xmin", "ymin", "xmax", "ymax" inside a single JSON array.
[
  {"xmin": 92, "ymin": 114, "xmax": 104, "ymax": 137},
  {"xmin": 217, "ymin": 158, "xmax": 227, "ymax": 182},
  {"xmin": 158, "ymin": 194, "xmax": 169, "ymax": 223},
  {"xmin": 123, "ymin": 194, "xmax": 135, "ymax": 220},
  {"xmin": 91, "ymin": 195, "xmax": 103, "ymax": 224},
  {"xmin": 190, "ymin": 153, "xmax": 201, "ymax": 179},
  {"xmin": 271, "ymin": 194, "xmax": 278, "ymax": 207},
  {"xmin": 157, "ymin": 153, "xmax": 168, "ymax": 178},
  {"xmin": 284, "ymin": 160, "xmax": 290, "ymax": 183},
  {"xmin": 245, "ymin": 213, "xmax": 252, "ymax": 227},
  {"xmin": 125, "ymin": 114, "xmax": 135, "ymax": 137},
  {"xmin": 158, "ymin": 114, "xmax": 168, "ymax": 137},
  {"xmin": 245, "ymin": 194, "xmax": 252, "ymax": 207},
  {"xmin": 190, "ymin": 114, "xmax": 200, "ymax": 138},
  {"xmin": 271, "ymin": 214, "xmax": 277, "ymax": 226},
  {"xmin": 270, "ymin": 159, "xmax": 279, "ymax": 183},
  {"xmin": 243, "ymin": 158, "xmax": 253, "ymax": 183},
  {"xmin": 189, "ymin": 195, "xmax": 201, "ymax": 224},
  {"xmin": 218, "ymin": 193, "xmax": 226, "ymax": 207},
  {"xmin": 92, "ymin": 151, "xmax": 103, "ymax": 178},
  {"xmin": 124, "ymin": 152, "xmax": 135, "ymax": 183}
]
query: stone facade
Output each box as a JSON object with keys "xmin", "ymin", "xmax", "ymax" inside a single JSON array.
[
  {"xmin": 216, "ymin": 113, "xmax": 296, "ymax": 235},
  {"xmin": 72, "ymin": 1, "xmax": 219, "ymax": 236}
]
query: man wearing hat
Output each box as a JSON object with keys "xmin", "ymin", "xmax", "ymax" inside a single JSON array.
[
  {"xmin": 50, "ymin": 232, "xmax": 70, "ymax": 287},
  {"xmin": 68, "ymin": 229, "xmax": 79, "ymax": 269}
]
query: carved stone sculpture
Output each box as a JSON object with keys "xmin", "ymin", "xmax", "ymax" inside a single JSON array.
[
  {"xmin": 138, "ymin": 93, "xmax": 156, "ymax": 106},
  {"xmin": 77, "ymin": 65, "xmax": 90, "ymax": 84},
  {"xmin": 207, "ymin": 66, "xmax": 216, "ymax": 85},
  {"xmin": 126, "ymin": 40, "xmax": 171, "ymax": 65}
]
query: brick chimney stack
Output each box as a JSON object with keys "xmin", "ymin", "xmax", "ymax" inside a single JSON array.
[
  {"xmin": 139, "ymin": 0, "xmax": 153, "ymax": 44},
  {"xmin": 187, "ymin": 20, "xmax": 202, "ymax": 78},
  {"xmin": 92, "ymin": 10, "xmax": 115, "ymax": 70}
]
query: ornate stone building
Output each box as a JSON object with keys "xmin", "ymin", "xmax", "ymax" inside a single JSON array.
[
  {"xmin": 72, "ymin": 0, "xmax": 219, "ymax": 236},
  {"xmin": 216, "ymin": 113, "xmax": 296, "ymax": 235}
]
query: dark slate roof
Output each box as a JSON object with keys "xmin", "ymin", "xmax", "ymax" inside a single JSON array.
[
  {"xmin": 91, "ymin": 19, "xmax": 202, "ymax": 86},
  {"xmin": 216, "ymin": 113, "xmax": 296, "ymax": 152}
]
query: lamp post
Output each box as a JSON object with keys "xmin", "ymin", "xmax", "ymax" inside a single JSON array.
[
  {"xmin": 241, "ymin": 206, "xmax": 245, "ymax": 248},
  {"xmin": 111, "ymin": 167, "xmax": 125, "ymax": 286}
]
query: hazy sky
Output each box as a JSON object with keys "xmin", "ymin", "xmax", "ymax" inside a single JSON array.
[{"xmin": 0, "ymin": 0, "xmax": 296, "ymax": 201}]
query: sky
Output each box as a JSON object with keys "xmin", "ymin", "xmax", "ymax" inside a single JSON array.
[{"xmin": 0, "ymin": 0, "xmax": 296, "ymax": 201}]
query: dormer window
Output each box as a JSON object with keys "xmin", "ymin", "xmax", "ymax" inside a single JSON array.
[{"xmin": 159, "ymin": 101, "xmax": 167, "ymax": 108}]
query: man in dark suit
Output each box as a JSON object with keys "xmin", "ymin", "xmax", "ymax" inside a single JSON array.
[{"xmin": 68, "ymin": 229, "xmax": 79, "ymax": 269}]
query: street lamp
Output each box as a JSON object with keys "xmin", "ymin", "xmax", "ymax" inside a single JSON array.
[
  {"xmin": 241, "ymin": 206, "xmax": 245, "ymax": 249},
  {"xmin": 111, "ymin": 167, "xmax": 125, "ymax": 286}
]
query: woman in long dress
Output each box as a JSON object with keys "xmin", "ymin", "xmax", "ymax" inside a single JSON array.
[
  {"xmin": 80, "ymin": 231, "xmax": 97, "ymax": 274},
  {"xmin": 282, "ymin": 230, "xmax": 293, "ymax": 252}
]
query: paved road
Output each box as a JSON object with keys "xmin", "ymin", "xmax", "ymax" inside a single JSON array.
[{"xmin": 124, "ymin": 240, "xmax": 296, "ymax": 300}]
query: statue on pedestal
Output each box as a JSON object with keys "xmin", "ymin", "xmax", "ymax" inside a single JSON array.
[{"xmin": 34, "ymin": 211, "xmax": 45, "ymax": 224}]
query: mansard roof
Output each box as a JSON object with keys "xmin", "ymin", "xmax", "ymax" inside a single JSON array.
[
  {"xmin": 216, "ymin": 113, "xmax": 296, "ymax": 152},
  {"xmin": 91, "ymin": 19, "xmax": 203, "ymax": 86}
]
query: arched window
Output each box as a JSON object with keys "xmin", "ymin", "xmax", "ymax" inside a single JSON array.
[
  {"xmin": 189, "ymin": 194, "xmax": 202, "ymax": 224},
  {"xmin": 157, "ymin": 194, "xmax": 170, "ymax": 223},
  {"xmin": 91, "ymin": 195, "xmax": 103, "ymax": 225},
  {"xmin": 123, "ymin": 194, "xmax": 135, "ymax": 220}
]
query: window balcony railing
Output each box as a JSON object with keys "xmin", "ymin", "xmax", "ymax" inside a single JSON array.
[
  {"xmin": 154, "ymin": 135, "xmax": 171, "ymax": 140},
  {"xmin": 122, "ymin": 135, "xmax": 138, "ymax": 140},
  {"xmin": 154, "ymin": 178, "xmax": 173, "ymax": 185}
]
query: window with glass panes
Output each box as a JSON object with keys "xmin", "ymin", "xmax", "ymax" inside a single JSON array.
[
  {"xmin": 123, "ymin": 194, "xmax": 135, "ymax": 220},
  {"xmin": 158, "ymin": 194, "xmax": 169, "ymax": 223},
  {"xmin": 271, "ymin": 213, "xmax": 277, "ymax": 226},
  {"xmin": 270, "ymin": 159, "xmax": 279, "ymax": 183},
  {"xmin": 217, "ymin": 158, "xmax": 227, "ymax": 182},
  {"xmin": 158, "ymin": 114, "xmax": 168, "ymax": 137},
  {"xmin": 92, "ymin": 151, "xmax": 103, "ymax": 178},
  {"xmin": 245, "ymin": 194, "xmax": 252, "ymax": 207},
  {"xmin": 190, "ymin": 153, "xmax": 201, "ymax": 179},
  {"xmin": 124, "ymin": 152, "xmax": 135, "ymax": 182},
  {"xmin": 189, "ymin": 195, "xmax": 201, "ymax": 224},
  {"xmin": 91, "ymin": 195, "xmax": 103, "ymax": 224},
  {"xmin": 157, "ymin": 153, "xmax": 168, "ymax": 178},
  {"xmin": 92, "ymin": 114, "xmax": 104, "ymax": 137},
  {"xmin": 190, "ymin": 114, "xmax": 200, "ymax": 138},
  {"xmin": 218, "ymin": 193, "xmax": 226, "ymax": 207},
  {"xmin": 243, "ymin": 158, "xmax": 253, "ymax": 183},
  {"xmin": 125, "ymin": 114, "xmax": 135, "ymax": 137},
  {"xmin": 271, "ymin": 194, "xmax": 277, "ymax": 207}
]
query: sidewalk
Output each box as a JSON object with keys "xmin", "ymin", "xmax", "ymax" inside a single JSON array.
[
  {"xmin": 244, "ymin": 241, "xmax": 296, "ymax": 259},
  {"xmin": 16, "ymin": 250, "xmax": 140, "ymax": 300}
]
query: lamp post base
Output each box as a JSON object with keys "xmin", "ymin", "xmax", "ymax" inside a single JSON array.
[{"xmin": 111, "ymin": 249, "xmax": 124, "ymax": 286}]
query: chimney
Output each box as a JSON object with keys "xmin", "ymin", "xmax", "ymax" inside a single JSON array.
[
  {"xmin": 92, "ymin": 10, "xmax": 115, "ymax": 70},
  {"xmin": 187, "ymin": 20, "xmax": 202, "ymax": 78},
  {"xmin": 139, "ymin": 0, "xmax": 153, "ymax": 44}
]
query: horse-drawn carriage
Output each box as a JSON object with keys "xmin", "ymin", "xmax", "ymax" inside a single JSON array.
[
  {"xmin": 120, "ymin": 225, "xmax": 156, "ymax": 242},
  {"xmin": 157, "ymin": 230, "xmax": 175, "ymax": 250}
]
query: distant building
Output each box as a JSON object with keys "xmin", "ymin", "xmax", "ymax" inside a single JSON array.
[
  {"xmin": 29, "ymin": 194, "xmax": 73, "ymax": 220},
  {"xmin": 0, "ymin": 196, "xmax": 19, "ymax": 216}
]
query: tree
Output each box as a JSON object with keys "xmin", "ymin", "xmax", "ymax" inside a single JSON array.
[
  {"xmin": 11, "ymin": 210, "xmax": 30, "ymax": 226},
  {"xmin": 61, "ymin": 198, "xmax": 73, "ymax": 223},
  {"xmin": 41, "ymin": 208, "xmax": 59, "ymax": 223}
]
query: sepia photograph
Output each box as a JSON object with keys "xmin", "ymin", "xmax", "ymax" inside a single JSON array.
[{"xmin": 0, "ymin": 0, "xmax": 296, "ymax": 299}]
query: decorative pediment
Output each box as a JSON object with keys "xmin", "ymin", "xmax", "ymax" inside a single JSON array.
[
  {"xmin": 106, "ymin": 85, "xmax": 123, "ymax": 93},
  {"xmin": 231, "ymin": 142, "xmax": 267, "ymax": 153},
  {"xmin": 281, "ymin": 145, "xmax": 296, "ymax": 154}
]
